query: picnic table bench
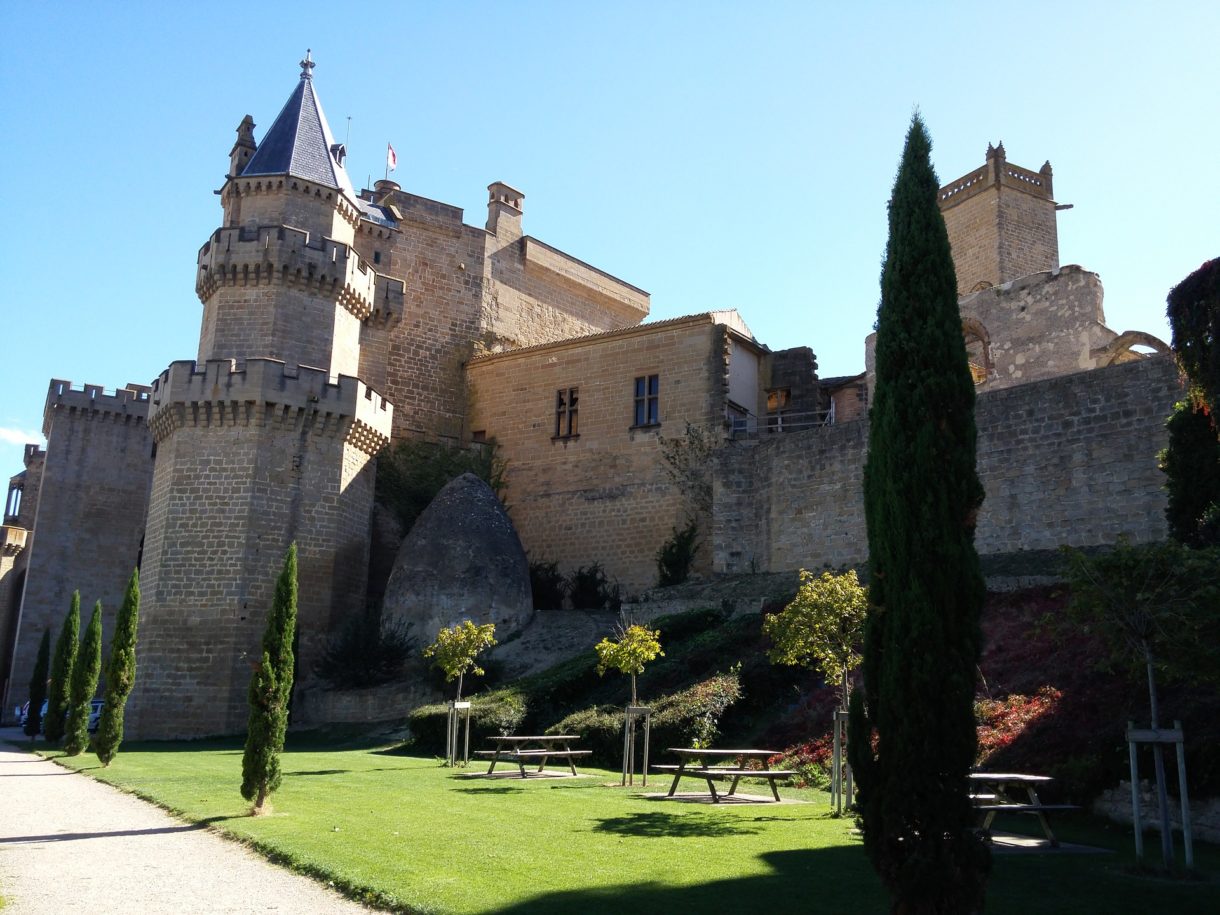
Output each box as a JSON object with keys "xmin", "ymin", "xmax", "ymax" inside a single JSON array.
[
  {"xmin": 654, "ymin": 748, "xmax": 796, "ymax": 803},
  {"xmin": 970, "ymin": 772, "xmax": 1079, "ymax": 847},
  {"xmin": 473, "ymin": 735, "xmax": 591, "ymax": 778}
]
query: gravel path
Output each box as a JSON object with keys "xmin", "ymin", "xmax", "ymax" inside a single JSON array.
[{"xmin": 0, "ymin": 732, "xmax": 376, "ymax": 914}]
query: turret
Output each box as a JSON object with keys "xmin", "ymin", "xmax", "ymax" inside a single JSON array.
[{"xmin": 229, "ymin": 115, "xmax": 256, "ymax": 178}]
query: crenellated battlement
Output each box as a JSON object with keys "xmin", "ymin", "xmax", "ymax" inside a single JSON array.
[
  {"xmin": 196, "ymin": 224, "xmax": 394, "ymax": 321},
  {"xmin": 148, "ymin": 358, "xmax": 393, "ymax": 455},
  {"xmin": 222, "ymin": 175, "xmax": 364, "ymax": 230},
  {"xmin": 43, "ymin": 379, "xmax": 151, "ymax": 436}
]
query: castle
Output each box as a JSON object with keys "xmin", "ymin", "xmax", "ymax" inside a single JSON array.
[{"xmin": 0, "ymin": 57, "xmax": 1176, "ymax": 738}]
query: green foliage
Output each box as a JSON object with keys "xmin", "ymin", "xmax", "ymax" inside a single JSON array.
[
  {"xmin": 315, "ymin": 607, "xmax": 414, "ymax": 690},
  {"xmin": 44, "ymin": 592, "xmax": 80, "ymax": 743},
  {"xmin": 550, "ymin": 670, "xmax": 743, "ymax": 765},
  {"xmin": 528, "ymin": 560, "xmax": 567, "ymax": 611},
  {"xmin": 658, "ymin": 422, "xmax": 717, "ymax": 516},
  {"xmin": 1160, "ymin": 400, "xmax": 1220, "ymax": 546},
  {"xmin": 64, "ymin": 601, "xmax": 103, "ymax": 756},
  {"xmin": 594, "ymin": 623, "xmax": 664, "ymax": 704},
  {"xmin": 242, "ymin": 543, "xmax": 298, "ymax": 810},
  {"xmin": 376, "ymin": 438, "xmax": 506, "ymax": 533},
  {"xmin": 854, "ymin": 115, "xmax": 990, "ymax": 911},
  {"xmin": 23, "ymin": 629, "xmax": 50, "ymax": 739},
  {"xmin": 423, "ymin": 620, "xmax": 497, "ymax": 700},
  {"xmin": 1062, "ymin": 540, "xmax": 1220, "ymax": 692},
  {"xmin": 95, "ymin": 569, "xmax": 140, "ymax": 765},
  {"xmin": 407, "ymin": 688, "xmax": 528, "ymax": 749},
  {"xmin": 567, "ymin": 562, "xmax": 619, "ymax": 610},
  {"xmin": 763, "ymin": 569, "xmax": 866, "ymax": 710},
  {"xmin": 1166, "ymin": 256, "xmax": 1220, "ymax": 410},
  {"xmin": 656, "ymin": 521, "xmax": 699, "ymax": 587}
]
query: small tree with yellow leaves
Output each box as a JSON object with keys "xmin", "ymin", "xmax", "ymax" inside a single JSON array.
[
  {"xmin": 594, "ymin": 624, "xmax": 664, "ymax": 705},
  {"xmin": 424, "ymin": 621, "xmax": 497, "ymax": 701},
  {"xmin": 764, "ymin": 569, "xmax": 867, "ymax": 712}
]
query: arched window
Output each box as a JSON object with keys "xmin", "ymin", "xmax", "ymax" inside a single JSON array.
[{"xmin": 961, "ymin": 317, "xmax": 993, "ymax": 385}]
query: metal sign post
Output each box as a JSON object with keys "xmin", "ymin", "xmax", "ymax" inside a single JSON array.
[
  {"xmin": 622, "ymin": 706, "xmax": 652, "ymax": 786},
  {"xmin": 831, "ymin": 708, "xmax": 853, "ymax": 815},
  {"xmin": 446, "ymin": 700, "xmax": 472, "ymax": 767}
]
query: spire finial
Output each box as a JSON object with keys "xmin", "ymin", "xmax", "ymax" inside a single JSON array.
[{"xmin": 300, "ymin": 49, "xmax": 315, "ymax": 81}]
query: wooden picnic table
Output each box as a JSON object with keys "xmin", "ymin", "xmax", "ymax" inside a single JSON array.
[
  {"xmin": 654, "ymin": 748, "xmax": 795, "ymax": 803},
  {"xmin": 970, "ymin": 772, "xmax": 1079, "ymax": 847},
  {"xmin": 472, "ymin": 735, "xmax": 591, "ymax": 778}
]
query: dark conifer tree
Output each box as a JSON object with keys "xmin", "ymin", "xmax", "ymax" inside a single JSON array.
[
  {"xmin": 1161, "ymin": 401, "xmax": 1220, "ymax": 546},
  {"xmin": 95, "ymin": 569, "xmax": 140, "ymax": 765},
  {"xmin": 241, "ymin": 543, "xmax": 298, "ymax": 813},
  {"xmin": 23, "ymin": 629, "xmax": 51, "ymax": 739},
  {"xmin": 64, "ymin": 601, "xmax": 103, "ymax": 756},
  {"xmin": 44, "ymin": 592, "xmax": 80, "ymax": 743},
  {"xmin": 849, "ymin": 115, "xmax": 990, "ymax": 913}
]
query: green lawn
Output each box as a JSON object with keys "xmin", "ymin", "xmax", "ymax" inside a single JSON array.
[{"xmin": 39, "ymin": 738, "xmax": 1219, "ymax": 915}]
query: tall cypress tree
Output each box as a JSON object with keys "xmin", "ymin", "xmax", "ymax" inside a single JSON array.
[
  {"xmin": 23, "ymin": 629, "xmax": 51, "ymax": 739},
  {"xmin": 44, "ymin": 592, "xmax": 80, "ymax": 743},
  {"xmin": 241, "ymin": 543, "xmax": 298, "ymax": 813},
  {"xmin": 64, "ymin": 601, "xmax": 103, "ymax": 756},
  {"xmin": 1160, "ymin": 401, "xmax": 1220, "ymax": 546},
  {"xmin": 95, "ymin": 569, "xmax": 140, "ymax": 766},
  {"xmin": 850, "ymin": 115, "xmax": 989, "ymax": 913}
]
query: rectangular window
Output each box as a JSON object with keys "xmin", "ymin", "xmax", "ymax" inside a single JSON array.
[
  {"xmin": 555, "ymin": 387, "xmax": 579, "ymax": 438},
  {"xmin": 633, "ymin": 374, "xmax": 659, "ymax": 427}
]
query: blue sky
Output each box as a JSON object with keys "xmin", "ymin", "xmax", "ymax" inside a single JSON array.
[{"xmin": 2, "ymin": 1, "xmax": 1216, "ymax": 475}]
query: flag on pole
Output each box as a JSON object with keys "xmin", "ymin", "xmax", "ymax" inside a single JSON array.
[{"xmin": 387, "ymin": 143, "xmax": 397, "ymax": 172}]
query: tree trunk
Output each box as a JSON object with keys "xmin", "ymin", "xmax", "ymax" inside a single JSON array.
[
  {"xmin": 1145, "ymin": 640, "xmax": 1175, "ymax": 864},
  {"xmin": 631, "ymin": 674, "xmax": 638, "ymax": 706},
  {"xmin": 456, "ymin": 672, "xmax": 464, "ymax": 703}
]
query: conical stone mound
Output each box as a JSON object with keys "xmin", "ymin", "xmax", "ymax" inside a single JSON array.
[{"xmin": 382, "ymin": 473, "xmax": 533, "ymax": 644}]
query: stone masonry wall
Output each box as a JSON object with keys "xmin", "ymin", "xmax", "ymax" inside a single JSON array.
[
  {"xmin": 127, "ymin": 359, "xmax": 390, "ymax": 738},
  {"xmin": 2, "ymin": 382, "xmax": 153, "ymax": 715},
  {"xmin": 714, "ymin": 355, "xmax": 1179, "ymax": 575},
  {"xmin": 468, "ymin": 318, "xmax": 727, "ymax": 593}
]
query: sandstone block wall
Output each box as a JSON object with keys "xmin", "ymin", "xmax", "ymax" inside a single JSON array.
[
  {"xmin": 353, "ymin": 183, "xmax": 649, "ymax": 445},
  {"xmin": 714, "ymin": 355, "xmax": 1179, "ymax": 575},
  {"xmin": 127, "ymin": 359, "xmax": 390, "ymax": 738},
  {"xmin": 2, "ymin": 382, "xmax": 153, "ymax": 715},
  {"xmin": 468, "ymin": 318, "xmax": 733, "ymax": 593}
]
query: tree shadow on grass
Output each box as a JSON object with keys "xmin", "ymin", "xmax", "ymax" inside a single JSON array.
[
  {"xmin": 486, "ymin": 848, "xmax": 884, "ymax": 915},
  {"xmin": 283, "ymin": 769, "xmax": 349, "ymax": 777},
  {"xmin": 592, "ymin": 811, "xmax": 761, "ymax": 838},
  {"xmin": 450, "ymin": 785, "xmax": 525, "ymax": 794},
  {"xmin": 0, "ymin": 814, "xmax": 237, "ymax": 845}
]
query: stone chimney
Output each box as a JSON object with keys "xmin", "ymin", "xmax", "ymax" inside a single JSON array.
[
  {"xmin": 229, "ymin": 115, "xmax": 256, "ymax": 177},
  {"xmin": 486, "ymin": 181, "xmax": 524, "ymax": 238}
]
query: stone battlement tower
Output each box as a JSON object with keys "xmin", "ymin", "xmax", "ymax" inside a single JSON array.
[
  {"xmin": 127, "ymin": 54, "xmax": 400, "ymax": 738},
  {"xmin": 937, "ymin": 142, "xmax": 1060, "ymax": 296}
]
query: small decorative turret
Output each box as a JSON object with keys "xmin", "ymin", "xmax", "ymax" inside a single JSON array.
[
  {"xmin": 300, "ymin": 48, "xmax": 315, "ymax": 81},
  {"xmin": 229, "ymin": 115, "xmax": 256, "ymax": 177}
]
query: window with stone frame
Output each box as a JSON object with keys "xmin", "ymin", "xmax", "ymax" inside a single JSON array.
[
  {"xmin": 555, "ymin": 387, "xmax": 579, "ymax": 439},
  {"xmin": 633, "ymin": 374, "xmax": 660, "ymax": 427}
]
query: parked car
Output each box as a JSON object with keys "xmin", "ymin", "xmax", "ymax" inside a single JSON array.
[{"xmin": 17, "ymin": 698, "xmax": 103, "ymax": 734}]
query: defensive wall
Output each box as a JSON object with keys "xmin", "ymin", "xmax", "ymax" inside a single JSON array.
[
  {"xmin": 2, "ymin": 382, "xmax": 153, "ymax": 715},
  {"xmin": 714, "ymin": 354, "xmax": 1180, "ymax": 575},
  {"xmin": 126, "ymin": 358, "xmax": 392, "ymax": 738}
]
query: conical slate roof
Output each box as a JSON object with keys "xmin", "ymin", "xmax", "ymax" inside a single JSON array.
[{"xmin": 241, "ymin": 52, "xmax": 357, "ymax": 201}]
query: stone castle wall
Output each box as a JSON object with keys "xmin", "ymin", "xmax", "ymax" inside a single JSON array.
[
  {"xmin": 715, "ymin": 355, "xmax": 1179, "ymax": 575},
  {"xmin": 2, "ymin": 382, "xmax": 153, "ymax": 714},
  {"xmin": 126, "ymin": 359, "xmax": 390, "ymax": 738},
  {"xmin": 468, "ymin": 318, "xmax": 731, "ymax": 593}
]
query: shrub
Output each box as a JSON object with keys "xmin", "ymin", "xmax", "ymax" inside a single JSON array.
[
  {"xmin": 407, "ymin": 688, "xmax": 527, "ymax": 753},
  {"xmin": 316, "ymin": 608, "xmax": 414, "ymax": 690},
  {"xmin": 529, "ymin": 560, "xmax": 567, "ymax": 611},
  {"xmin": 656, "ymin": 521, "xmax": 699, "ymax": 587},
  {"xmin": 550, "ymin": 670, "xmax": 743, "ymax": 767},
  {"xmin": 568, "ymin": 563, "xmax": 619, "ymax": 611},
  {"xmin": 974, "ymin": 686, "xmax": 1062, "ymax": 765},
  {"xmin": 769, "ymin": 735, "xmax": 834, "ymax": 789}
]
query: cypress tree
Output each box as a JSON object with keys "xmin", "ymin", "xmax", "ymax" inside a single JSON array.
[
  {"xmin": 850, "ymin": 115, "xmax": 990, "ymax": 913},
  {"xmin": 23, "ymin": 629, "xmax": 51, "ymax": 739},
  {"xmin": 241, "ymin": 543, "xmax": 298, "ymax": 813},
  {"xmin": 1160, "ymin": 401, "xmax": 1220, "ymax": 546},
  {"xmin": 95, "ymin": 569, "xmax": 140, "ymax": 766},
  {"xmin": 44, "ymin": 592, "xmax": 80, "ymax": 743},
  {"xmin": 64, "ymin": 601, "xmax": 103, "ymax": 756}
]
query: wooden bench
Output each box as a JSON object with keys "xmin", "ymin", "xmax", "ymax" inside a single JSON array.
[
  {"xmin": 970, "ymin": 773, "xmax": 1080, "ymax": 846},
  {"xmin": 654, "ymin": 763, "xmax": 796, "ymax": 803}
]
